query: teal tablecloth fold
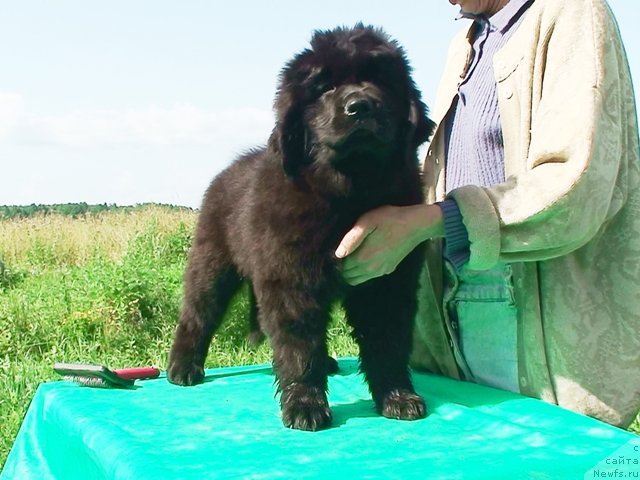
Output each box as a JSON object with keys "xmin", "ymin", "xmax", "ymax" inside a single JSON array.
[{"xmin": 2, "ymin": 358, "xmax": 638, "ymax": 479}]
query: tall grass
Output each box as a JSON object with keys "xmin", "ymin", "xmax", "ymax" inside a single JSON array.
[
  {"xmin": 0, "ymin": 207, "xmax": 193, "ymax": 266},
  {"xmin": 0, "ymin": 206, "xmax": 357, "ymax": 468}
]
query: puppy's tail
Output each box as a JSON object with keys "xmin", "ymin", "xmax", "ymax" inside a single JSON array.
[
  {"xmin": 247, "ymin": 328, "xmax": 266, "ymax": 347},
  {"xmin": 246, "ymin": 283, "xmax": 266, "ymax": 347}
]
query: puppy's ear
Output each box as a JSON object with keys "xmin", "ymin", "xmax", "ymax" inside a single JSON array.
[
  {"xmin": 408, "ymin": 97, "xmax": 436, "ymax": 149},
  {"xmin": 278, "ymin": 105, "xmax": 308, "ymax": 177},
  {"xmin": 268, "ymin": 89, "xmax": 308, "ymax": 178},
  {"xmin": 271, "ymin": 55, "xmax": 316, "ymax": 178}
]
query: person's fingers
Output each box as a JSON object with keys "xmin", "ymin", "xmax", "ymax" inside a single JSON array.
[
  {"xmin": 335, "ymin": 223, "xmax": 373, "ymax": 258},
  {"xmin": 341, "ymin": 254, "xmax": 363, "ymax": 272},
  {"xmin": 342, "ymin": 261, "xmax": 394, "ymax": 285},
  {"xmin": 341, "ymin": 255, "xmax": 394, "ymax": 285},
  {"xmin": 342, "ymin": 269, "xmax": 374, "ymax": 286},
  {"xmin": 340, "ymin": 254, "xmax": 368, "ymax": 279}
]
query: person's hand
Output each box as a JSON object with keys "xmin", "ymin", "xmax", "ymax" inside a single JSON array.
[{"xmin": 335, "ymin": 204, "xmax": 444, "ymax": 286}]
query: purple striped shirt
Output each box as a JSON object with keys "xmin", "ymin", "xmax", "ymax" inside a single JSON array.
[{"xmin": 438, "ymin": 0, "xmax": 533, "ymax": 269}]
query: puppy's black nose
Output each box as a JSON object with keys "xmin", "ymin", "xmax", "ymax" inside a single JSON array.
[{"xmin": 345, "ymin": 98, "xmax": 374, "ymax": 118}]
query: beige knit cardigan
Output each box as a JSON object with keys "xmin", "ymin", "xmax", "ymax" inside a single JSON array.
[{"xmin": 411, "ymin": 0, "xmax": 640, "ymax": 428}]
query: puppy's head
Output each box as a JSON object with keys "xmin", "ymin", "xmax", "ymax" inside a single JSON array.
[{"xmin": 271, "ymin": 25, "xmax": 435, "ymax": 192}]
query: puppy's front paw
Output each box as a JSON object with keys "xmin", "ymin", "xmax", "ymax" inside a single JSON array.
[
  {"xmin": 281, "ymin": 387, "xmax": 332, "ymax": 431},
  {"xmin": 379, "ymin": 389, "xmax": 426, "ymax": 420},
  {"xmin": 167, "ymin": 360, "xmax": 205, "ymax": 386}
]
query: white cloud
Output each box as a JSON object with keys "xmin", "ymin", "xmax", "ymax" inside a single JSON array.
[
  {"xmin": 0, "ymin": 92, "xmax": 274, "ymax": 148},
  {"xmin": 0, "ymin": 92, "xmax": 24, "ymax": 140}
]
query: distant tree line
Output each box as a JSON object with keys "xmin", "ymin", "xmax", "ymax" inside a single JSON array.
[{"xmin": 0, "ymin": 203, "xmax": 193, "ymax": 219}]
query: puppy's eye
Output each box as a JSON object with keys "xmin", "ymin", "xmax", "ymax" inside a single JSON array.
[
  {"xmin": 308, "ymin": 68, "xmax": 336, "ymax": 96},
  {"xmin": 314, "ymin": 82, "xmax": 335, "ymax": 95}
]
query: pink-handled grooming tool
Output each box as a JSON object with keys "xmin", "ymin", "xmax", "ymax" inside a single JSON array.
[{"xmin": 54, "ymin": 363, "xmax": 161, "ymax": 388}]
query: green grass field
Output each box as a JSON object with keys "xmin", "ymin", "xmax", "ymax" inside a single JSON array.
[{"xmin": 0, "ymin": 206, "xmax": 637, "ymax": 468}]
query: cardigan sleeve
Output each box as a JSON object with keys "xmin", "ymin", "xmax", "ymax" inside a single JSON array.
[
  {"xmin": 447, "ymin": 0, "xmax": 635, "ymax": 270},
  {"xmin": 437, "ymin": 199, "xmax": 470, "ymax": 269}
]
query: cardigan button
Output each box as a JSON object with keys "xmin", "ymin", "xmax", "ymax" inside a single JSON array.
[{"xmin": 505, "ymin": 89, "xmax": 514, "ymax": 99}]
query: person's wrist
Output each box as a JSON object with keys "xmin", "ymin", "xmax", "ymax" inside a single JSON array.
[{"xmin": 405, "ymin": 204, "xmax": 445, "ymax": 244}]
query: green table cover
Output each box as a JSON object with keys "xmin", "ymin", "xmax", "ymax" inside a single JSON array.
[{"xmin": 2, "ymin": 358, "xmax": 638, "ymax": 479}]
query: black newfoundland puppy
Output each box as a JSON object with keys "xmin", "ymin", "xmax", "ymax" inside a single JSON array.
[{"xmin": 168, "ymin": 24, "xmax": 435, "ymax": 431}]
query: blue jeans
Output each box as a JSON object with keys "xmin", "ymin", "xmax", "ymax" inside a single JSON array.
[{"xmin": 444, "ymin": 261, "xmax": 519, "ymax": 393}]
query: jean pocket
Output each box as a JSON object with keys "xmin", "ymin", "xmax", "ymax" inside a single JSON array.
[{"xmin": 453, "ymin": 299, "xmax": 519, "ymax": 392}]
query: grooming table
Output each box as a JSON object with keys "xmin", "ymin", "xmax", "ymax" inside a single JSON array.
[{"xmin": 2, "ymin": 358, "xmax": 638, "ymax": 479}]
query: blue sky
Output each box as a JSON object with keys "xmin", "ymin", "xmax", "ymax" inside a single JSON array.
[{"xmin": 0, "ymin": 1, "xmax": 637, "ymax": 208}]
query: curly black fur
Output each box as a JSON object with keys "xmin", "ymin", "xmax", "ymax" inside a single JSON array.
[{"xmin": 167, "ymin": 24, "xmax": 435, "ymax": 431}]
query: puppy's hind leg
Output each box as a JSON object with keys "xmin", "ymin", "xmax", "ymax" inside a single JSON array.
[{"xmin": 168, "ymin": 239, "xmax": 241, "ymax": 386}]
